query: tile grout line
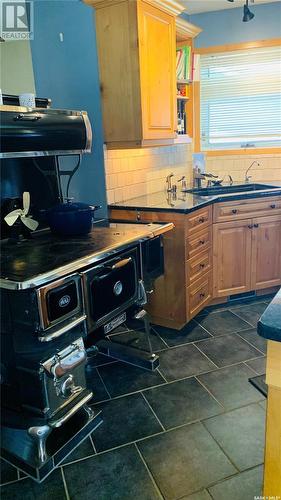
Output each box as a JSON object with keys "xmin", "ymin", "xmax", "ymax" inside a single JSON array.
[
  {"xmin": 60, "ymin": 467, "xmax": 70, "ymax": 500},
  {"xmin": 192, "ymin": 342, "xmax": 219, "ymax": 369},
  {"xmin": 91, "ymin": 358, "xmax": 266, "ymax": 407},
  {"xmin": 96, "ymin": 366, "xmax": 112, "ymax": 400},
  {"xmin": 235, "ymin": 332, "xmax": 266, "ymax": 356},
  {"xmin": 200, "ymin": 420, "xmax": 240, "ymax": 474},
  {"xmin": 134, "ymin": 443, "xmax": 165, "ymax": 500},
  {"xmin": 89, "ymin": 434, "xmax": 97, "ymax": 454},
  {"xmin": 229, "ymin": 309, "xmax": 258, "ymax": 329},
  {"xmin": 194, "ymin": 376, "xmax": 225, "ymax": 410},
  {"xmin": 243, "ymin": 360, "xmax": 264, "ymax": 376},
  {"xmin": 140, "ymin": 392, "xmax": 166, "ymax": 432}
]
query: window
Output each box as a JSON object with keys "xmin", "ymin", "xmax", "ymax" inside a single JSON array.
[{"xmin": 200, "ymin": 45, "xmax": 281, "ymax": 151}]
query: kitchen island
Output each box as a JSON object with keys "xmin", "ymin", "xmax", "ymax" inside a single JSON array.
[
  {"xmin": 258, "ymin": 290, "xmax": 281, "ymax": 497},
  {"xmin": 110, "ymin": 184, "xmax": 281, "ymax": 329}
]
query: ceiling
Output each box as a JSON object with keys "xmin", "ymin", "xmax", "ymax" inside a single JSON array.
[{"xmin": 181, "ymin": 0, "xmax": 281, "ymax": 15}]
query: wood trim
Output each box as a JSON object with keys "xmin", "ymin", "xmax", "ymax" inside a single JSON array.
[
  {"xmin": 176, "ymin": 17, "xmax": 202, "ymax": 40},
  {"xmin": 193, "ymin": 81, "xmax": 200, "ymax": 152},
  {"xmin": 205, "ymin": 148, "xmax": 281, "ymax": 157},
  {"xmin": 194, "ymin": 37, "xmax": 281, "ymax": 55},
  {"xmin": 194, "ymin": 38, "xmax": 281, "ymax": 156},
  {"xmin": 142, "ymin": 0, "xmax": 185, "ymax": 16}
]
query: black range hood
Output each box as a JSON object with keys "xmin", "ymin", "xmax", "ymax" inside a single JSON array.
[{"xmin": 0, "ymin": 107, "xmax": 92, "ymax": 159}]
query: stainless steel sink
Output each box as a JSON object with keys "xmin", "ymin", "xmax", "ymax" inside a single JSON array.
[{"xmin": 184, "ymin": 183, "xmax": 279, "ymax": 197}]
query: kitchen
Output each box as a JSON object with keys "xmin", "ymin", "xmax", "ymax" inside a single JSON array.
[{"xmin": 0, "ymin": 0, "xmax": 281, "ymax": 498}]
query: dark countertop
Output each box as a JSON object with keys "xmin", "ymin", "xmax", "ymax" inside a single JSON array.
[
  {"xmin": 258, "ymin": 290, "xmax": 281, "ymax": 342},
  {"xmin": 109, "ymin": 183, "xmax": 281, "ymax": 214},
  {"xmin": 0, "ymin": 220, "xmax": 173, "ymax": 290}
]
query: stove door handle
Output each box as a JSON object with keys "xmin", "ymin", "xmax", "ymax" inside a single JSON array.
[{"xmin": 111, "ymin": 257, "xmax": 132, "ymax": 270}]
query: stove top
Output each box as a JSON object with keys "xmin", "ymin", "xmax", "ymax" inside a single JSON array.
[{"xmin": 0, "ymin": 220, "xmax": 173, "ymax": 289}]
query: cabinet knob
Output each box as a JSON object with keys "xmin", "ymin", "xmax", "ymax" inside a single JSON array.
[
  {"xmin": 254, "ymin": 223, "xmax": 259, "ymax": 228},
  {"xmin": 232, "ymin": 209, "xmax": 238, "ymax": 214},
  {"xmin": 270, "ymin": 204, "xmax": 276, "ymax": 209},
  {"xmin": 199, "ymin": 292, "xmax": 205, "ymax": 298},
  {"xmin": 199, "ymin": 217, "xmax": 205, "ymax": 223},
  {"xmin": 199, "ymin": 240, "xmax": 205, "ymax": 245},
  {"xmin": 200, "ymin": 263, "xmax": 205, "ymax": 269},
  {"xmin": 248, "ymin": 224, "xmax": 254, "ymax": 229}
]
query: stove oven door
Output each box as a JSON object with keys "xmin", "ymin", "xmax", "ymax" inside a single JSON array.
[
  {"xmin": 37, "ymin": 274, "xmax": 85, "ymax": 341},
  {"xmin": 82, "ymin": 248, "xmax": 139, "ymax": 332}
]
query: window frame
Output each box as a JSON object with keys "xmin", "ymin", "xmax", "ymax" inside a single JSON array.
[{"xmin": 193, "ymin": 38, "xmax": 281, "ymax": 156}]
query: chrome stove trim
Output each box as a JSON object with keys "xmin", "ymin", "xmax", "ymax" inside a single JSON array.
[
  {"xmin": 38, "ymin": 315, "xmax": 86, "ymax": 342},
  {"xmin": 0, "ymin": 223, "xmax": 174, "ymax": 290}
]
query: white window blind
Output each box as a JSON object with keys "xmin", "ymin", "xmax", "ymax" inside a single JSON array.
[{"xmin": 200, "ymin": 46, "xmax": 281, "ymax": 151}]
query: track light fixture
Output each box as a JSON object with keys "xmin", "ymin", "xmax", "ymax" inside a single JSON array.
[{"xmin": 226, "ymin": 0, "xmax": 255, "ymax": 22}]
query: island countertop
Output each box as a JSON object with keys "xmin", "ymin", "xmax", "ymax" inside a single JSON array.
[
  {"xmin": 258, "ymin": 289, "xmax": 281, "ymax": 342},
  {"xmin": 109, "ymin": 183, "xmax": 281, "ymax": 215}
]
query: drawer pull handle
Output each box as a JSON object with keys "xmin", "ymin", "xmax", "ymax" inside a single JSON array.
[
  {"xmin": 199, "ymin": 240, "xmax": 205, "ymax": 245},
  {"xmin": 200, "ymin": 263, "xmax": 205, "ymax": 269},
  {"xmin": 270, "ymin": 204, "xmax": 276, "ymax": 209},
  {"xmin": 199, "ymin": 292, "xmax": 205, "ymax": 298},
  {"xmin": 254, "ymin": 223, "xmax": 259, "ymax": 228},
  {"xmin": 248, "ymin": 224, "xmax": 254, "ymax": 229},
  {"xmin": 232, "ymin": 209, "xmax": 238, "ymax": 214},
  {"xmin": 198, "ymin": 217, "xmax": 205, "ymax": 223}
]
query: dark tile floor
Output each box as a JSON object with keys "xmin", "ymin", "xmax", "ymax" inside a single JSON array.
[{"xmin": 1, "ymin": 296, "xmax": 270, "ymax": 500}]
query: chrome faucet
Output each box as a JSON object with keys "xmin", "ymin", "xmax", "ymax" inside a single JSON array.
[
  {"xmin": 245, "ymin": 161, "xmax": 260, "ymax": 183},
  {"xmin": 177, "ymin": 176, "xmax": 187, "ymax": 191},
  {"xmin": 166, "ymin": 173, "xmax": 176, "ymax": 192}
]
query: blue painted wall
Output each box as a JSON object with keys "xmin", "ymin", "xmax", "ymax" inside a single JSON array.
[
  {"xmin": 190, "ymin": 2, "xmax": 281, "ymax": 47},
  {"xmin": 30, "ymin": 0, "xmax": 107, "ymax": 218}
]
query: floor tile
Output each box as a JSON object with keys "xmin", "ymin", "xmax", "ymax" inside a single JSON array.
[
  {"xmin": 63, "ymin": 444, "xmax": 160, "ymax": 500},
  {"xmin": 196, "ymin": 334, "xmax": 262, "ymax": 368},
  {"xmin": 208, "ymin": 465, "xmax": 263, "ymax": 500},
  {"xmin": 204, "ymin": 404, "xmax": 265, "ymax": 471},
  {"xmin": 143, "ymin": 377, "xmax": 222, "ymax": 429},
  {"xmin": 230, "ymin": 302, "xmax": 268, "ymax": 327},
  {"xmin": 97, "ymin": 361, "xmax": 165, "ymax": 398},
  {"xmin": 86, "ymin": 352, "xmax": 117, "ymax": 368},
  {"xmin": 237, "ymin": 329, "xmax": 267, "ymax": 353},
  {"xmin": 0, "ymin": 459, "xmax": 18, "ymax": 485},
  {"xmin": 85, "ymin": 366, "xmax": 111, "ymax": 403},
  {"xmin": 110, "ymin": 328, "xmax": 166, "ymax": 353},
  {"xmin": 195, "ymin": 310, "xmax": 250, "ymax": 336},
  {"xmin": 62, "ymin": 437, "xmax": 95, "ymax": 465},
  {"xmin": 153, "ymin": 320, "xmax": 211, "ymax": 347},
  {"xmin": 198, "ymin": 364, "xmax": 265, "ymax": 410},
  {"xmin": 181, "ymin": 490, "xmax": 212, "ymax": 500},
  {"xmin": 92, "ymin": 393, "xmax": 163, "ymax": 452},
  {"xmin": 158, "ymin": 344, "xmax": 216, "ymax": 381},
  {"xmin": 245, "ymin": 357, "xmax": 267, "ymax": 375},
  {"xmin": 259, "ymin": 400, "xmax": 267, "ymax": 410},
  {"xmin": 137, "ymin": 422, "xmax": 236, "ymax": 500},
  {"xmin": 0, "ymin": 469, "xmax": 66, "ymax": 500}
]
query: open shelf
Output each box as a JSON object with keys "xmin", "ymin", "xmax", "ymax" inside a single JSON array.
[{"xmin": 174, "ymin": 134, "xmax": 192, "ymax": 144}]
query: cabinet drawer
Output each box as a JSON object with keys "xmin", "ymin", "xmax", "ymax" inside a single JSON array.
[
  {"xmin": 213, "ymin": 196, "xmax": 281, "ymax": 223},
  {"xmin": 186, "ymin": 205, "xmax": 212, "ymax": 236},
  {"xmin": 187, "ymin": 272, "xmax": 212, "ymax": 319},
  {"xmin": 186, "ymin": 248, "xmax": 212, "ymax": 286},
  {"xmin": 186, "ymin": 226, "xmax": 212, "ymax": 260}
]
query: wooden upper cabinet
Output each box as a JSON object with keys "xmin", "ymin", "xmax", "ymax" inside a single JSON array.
[
  {"xmin": 137, "ymin": 1, "xmax": 176, "ymax": 140},
  {"xmin": 252, "ymin": 215, "xmax": 281, "ymax": 290},
  {"xmin": 84, "ymin": 0, "xmax": 184, "ymax": 148},
  {"xmin": 213, "ymin": 220, "xmax": 252, "ymax": 297}
]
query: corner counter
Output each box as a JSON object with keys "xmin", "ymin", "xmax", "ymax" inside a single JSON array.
[{"xmin": 258, "ymin": 290, "xmax": 281, "ymax": 497}]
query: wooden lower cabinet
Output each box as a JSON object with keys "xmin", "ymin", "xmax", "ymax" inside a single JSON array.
[
  {"xmin": 213, "ymin": 220, "xmax": 252, "ymax": 297},
  {"xmin": 213, "ymin": 214, "xmax": 281, "ymax": 298},
  {"xmin": 252, "ymin": 215, "xmax": 281, "ymax": 289}
]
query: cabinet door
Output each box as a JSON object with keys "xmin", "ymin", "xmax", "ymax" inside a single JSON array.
[
  {"xmin": 213, "ymin": 220, "xmax": 252, "ymax": 297},
  {"xmin": 252, "ymin": 215, "xmax": 281, "ymax": 289},
  {"xmin": 138, "ymin": 0, "xmax": 176, "ymax": 140}
]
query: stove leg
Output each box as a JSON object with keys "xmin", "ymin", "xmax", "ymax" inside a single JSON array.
[
  {"xmin": 28, "ymin": 425, "xmax": 52, "ymax": 463},
  {"xmin": 134, "ymin": 309, "xmax": 153, "ymax": 355}
]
